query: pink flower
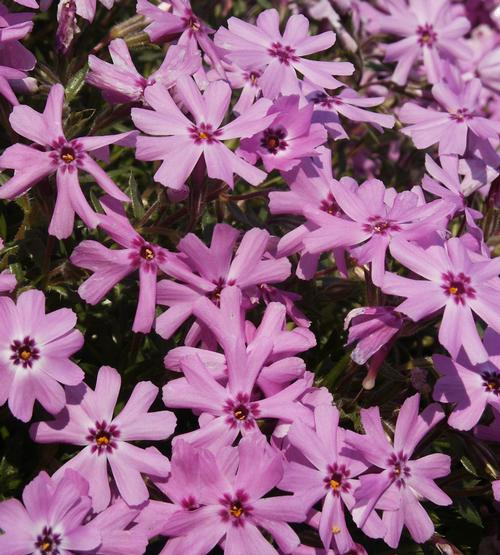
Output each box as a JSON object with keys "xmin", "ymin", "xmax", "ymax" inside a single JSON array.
[
  {"xmin": 0, "ymin": 469, "xmax": 101, "ymax": 554},
  {"xmin": 155, "ymin": 224, "xmax": 291, "ymax": 340},
  {"xmin": 70, "ymin": 196, "xmax": 178, "ymax": 333},
  {"xmin": 304, "ymin": 83, "xmax": 395, "ymax": 140},
  {"xmin": 280, "ymin": 405, "xmax": 385, "ymax": 553},
  {"xmin": 433, "ymin": 327, "xmax": 500, "ymax": 430},
  {"xmin": 238, "ymin": 95, "xmax": 327, "ymax": 172},
  {"xmin": 160, "ymin": 433, "xmax": 306, "ymax": 554},
  {"xmin": 370, "ymin": 0, "xmax": 471, "ymax": 84},
  {"xmin": 346, "ymin": 394, "xmax": 451, "ymax": 548},
  {"xmin": 0, "ymin": 5, "xmax": 36, "ymax": 105},
  {"xmin": 132, "ymin": 77, "xmax": 274, "ymax": 190},
  {"xmin": 214, "ymin": 8, "xmax": 354, "ymax": 99},
  {"xmin": 31, "ymin": 365, "xmax": 176, "ymax": 511},
  {"xmin": 87, "ymin": 38, "xmax": 200, "ymax": 104},
  {"xmin": 0, "ymin": 289, "xmax": 84, "ymax": 422},
  {"xmin": 383, "ymin": 237, "xmax": 500, "ymax": 364},
  {"xmin": 400, "ymin": 78, "xmax": 500, "ymax": 160},
  {"xmin": 137, "ymin": 0, "xmax": 225, "ymax": 77},
  {"xmin": 0, "ymin": 84, "xmax": 135, "ymax": 239},
  {"xmin": 303, "ymin": 178, "xmax": 450, "ymax": 285}
]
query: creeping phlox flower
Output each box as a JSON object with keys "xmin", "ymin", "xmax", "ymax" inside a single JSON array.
[
  {"xmin": 0, "ymin": 469, "xmax": 101, "ymax": 555},
  {"xmin": 159, "ymin": 433, "xmax": 307, "ymax": 554},
  {"xmin": 383, "ymin": 237, "xmax": 500, "ymax": 364},
  {"xmin": 238, "ymin": 95, "xmax": 327, "ymax": 172},
  {"xmin": 369, "ymin": 0, "xmax": 471, "ymax": 84},
  {"xmin": 0, "ymin": 84, "xmax": 136, "ymax": 239},
  {"xmin": 0, "ymin": 289, "xmax": 84, "ymax": 422},
  {"xmin": 303, "ymin": 177, "xmax": 450, "ymax": 286},
  {"xmin": 132, "ymin": 76, "xmax": 275, "ymax": 190},
  {"xmin": 400, "ymin": 77, "xmax": 500, "ymax": 163},
  {"xmin": 0, "ymin": 4, "xmax": 36, "ymax": 105},
  {"xmin": 280, "ymin": 405, "xmax": 385, "ymax": 553},
  {"xmin": 214, "ymin": 8, "xmax": 354, "ymax": 100},
  {"xmin": 165, "ymin": 286, "xmax": 315, "ymax": 395},
  {"xmin": 71, "ymin": 196, "xmax": 178, "ymax": 333},
  {"xmin": 31, "ymin": 365, "xmax": 176, "ymax": 511},
  {"xmin": 346, "ymin": 394, "xmax": 452, "ymax": 548},
  {"xmin": 155, "ymin": 224, "xmax": 291, "ymax": 341},
  {"xmin": 87, "ymin": 38, "xmax": 201, "ymax": 104},
  {"xmin": 433, "ymin": 327, "xmax": 500, "ymax": 430}
]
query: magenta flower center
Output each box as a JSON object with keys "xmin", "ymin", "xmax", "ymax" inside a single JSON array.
[
  {"xmin": 35, "ymin": 526, "xmax": 61, "ymax": 555},
  {"xmin": 223, "ymin": 393, "xmax": 260, "ymax": 429},
  {"xmin": 441, "ymin": 271, "xmax": 476, "ymax": 304},
  {"xmin": 244, "ymin": 70, "xmax": 261, "ymax": 87},
  {"xmin": 87, "ymin": 420, "xmax": 120, "ymax": 454},
  {"xmin": 182, "ymin": 10, "xmax": 201, "ymax": 33},
  {"xmin": 261, "ymin": 128, "xmax": 288, "ymax": 154},
  {"xmin": 189, "ymin": 123, "xmax": 222, "ymax": 144},
  {"xmin": 10, "ymin": 336, "xmax": 40, "ymax": 369},
  {"xmin": 450, "ymin": 108, "xmax": 473, "ymax": 122},
  {"xmin": 130, "ymin": 238, "xmax": 166, "ymax": 268},
  {"xmin": 481, "ymin": 370, "xmax": 500, "ymax": 396},
  {"xmin": 268, "ymin": 42, "xmax": 298, "ymax": 65},
  {"xmin": 219, "ymin": 489, "xmax": 252, "ymax": 526},
  {"xmin": 388, "ymin": 452, "xmax": 411, "ymax": 487},
  {"xmin": 140, "ymin": 245, "xmax": 155, "ymax": 261},
  {"xmin": 50, "ymin": 137, "xmax": 84, "ymax": 171},
  {"xmin": 323, "ymin": 463, "xmax": 351, "ymax": 496},
  {"xmin": 181, "ymin": 495, "xmax": 199, "ymax": 510},
  {"xmin": 363, "ymin": 216, "xmax": 401, "ymax": 235},
  {"xmin": 312, "ymin": 92, "xmax": 340, "ymax": 109},
  {"xmin": 417, "ymin": 23, "xmax": 437, "ymax": 47},
  {"xmin": 320, "ymin": 193, "xmax": 341, "ymax": 215}
]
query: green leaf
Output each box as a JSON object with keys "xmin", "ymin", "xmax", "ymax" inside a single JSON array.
[
  {"xmin": 128, "ymin": 172, "xmax": 145, "ymax": 218},
  {"xmin": 65, "ymin": 65, "xmax": 89, "ymax": 104},
  {"xmin": 455, "ymin": 498, "xmax": 483, "ymax": 528}
]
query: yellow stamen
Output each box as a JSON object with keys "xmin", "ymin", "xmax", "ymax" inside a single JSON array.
[
  {"xmin": 329, "ymin": 479, "xmax": 340, "ymax": 490},
  {"xmin": 234, "ymin": 409, "xmax": 246, "ymax": 420},
  {"xmin": 230, "ymin": 504, "xmax": 243, "ymax": 518},
  {"xmin": 61, "ymin": 153, "xmax": 75, "ymax": 163},
  {"xmin": 20, "ymin": 349, "xmax": 31, "ymax": 361},
  {"xmin": 96, "ymin": 436, "xmax": 109, "ymax": 445},
  {"xmin": 143, "ymin": 248, "xmax": 154, "ymax": 260},
  {"xmin": 332, "ymin": 525, "xmax": 341, "ymax": 534},
  {"xmin": 41, "ymin": 542, "xmax": 51, "ymax": 551},
  {"xmin": 449, "ymin": 286, "xmax": 459, "ymax": 295},
  {"xmin": 198, "ymin": 132, "xmax": 209, "ymax": 140}
]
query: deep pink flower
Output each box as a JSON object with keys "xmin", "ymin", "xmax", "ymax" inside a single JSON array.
[
  {"xmin": 383, "ymin": 237, "xmax": 500, "ymax": 363},
  {"xmin": 400, "ymin": 78, "xmax": 500, "ymax": 161},
  {"xmin": 70, "ymin": 196, "xmax": 178, "ymax": 333},
  {"xmin": 238, "ymin": 95, "xmax": 327, "ymax": 172},
  {"xmin": 155, "ymin": 223, "xmax": 291, "ymax": 340},
  {"xmin": 0, "ymin": 289, "xmax": 84, "ymax": 422},
  {"xmin": 370, "ymin": 0, "xmax": 471, "ymax": 84},
  {"xmin": 132, "ymin": 76, "xmax": 274, "ymax": 190},
  {"xmin": 160, "ymin": 433, "xmax": 306, "ymax": 554},
  {"xmin": 280, "ymin": 405, "xmax": 385, "ymax": 552},
  {"xmin": 433, "ymin": 327, "xmax": 500, "ymax": 430},
  {"xmin": 0, "ymin": 469, "xmax": 101, "ymax": 554},
  {"xmin": 303, "ymin": 178, "xmax": 450, "ymax": 285},
  {"xmin": 31, "ymin": 365, "xmax": 176, "ymax": 511},
  {"xmin": 87, "ymin": 38, "xmax": 200, "ymax": 104},
  {"xmin": 346, "ymin": 394, "xmax": 451, "ymax": 548},
  {"xmin": 214, "ymin": 8, "xmax": 354, "ymax": 99},
  {"xmin": 0, "ymin": 84, "xmax": 135, "ymax": 239},
  {"xmin": 0, "ymin": 5, "xmax": 36, "ymax": 105}
]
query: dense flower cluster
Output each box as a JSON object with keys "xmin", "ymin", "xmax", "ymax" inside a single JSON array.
[{"xmin": 0, "ymin": 0, "xmax": 499, "ymax": 554}]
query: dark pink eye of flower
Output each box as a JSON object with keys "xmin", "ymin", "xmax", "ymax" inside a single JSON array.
[
  {"xmin": 450, "ymin": 108, "xmax": 474, "ymax": 122},
  {"xmin": 312, "ymin": 92, "xmax": 339, "ymax": 109},
  {"xmin": 416, "ymin": 23, "xmax": 437, "ymax": 47},
  {"xmin": 182, "ymin": 10, "xmax": 201, "ymax": 33},
  {"xmin": 441, "ymin": 271, "xmax": 476, "ymax": 304},
  {"xmin": 35, "ymin": 526, "xmax": 61, "ymax": 555},
  {"xmin": 268, "ymin": 42, "xmax": 298, "ymax": 65},
  {"xmin": 10, "ymin": 336, "xmax": 40, "ymax": 368},
  {"xmin": 320, "ymin": 193, "xmax": 341, "ymax": 215},
  {"xmin": 140, "ymin": 245, "xmax": 155, "ymax": 261},
  {"xmin": 323, "ymin": 463, "xmax": 351, "ymax": 495},
  {"xmin": 261, "ymin": 128, "xmax": 288, "ymax": 154},
  {"xmin": 481, "ymin": 371, "xmax": 500, "ymax": 396},
  {"xmin": 219, "ymin": 489, "xmax": 253, "ymax": 526},
  {"xmin": 388, "ymin": 452, "xmax": 411, "ymax": 487},
  {"xmin": 189, "ymin": 123, "xmax": 222, "ymax": 144},
  {"xmin": 50, "ymin": 137, "xmax": 84, "ymax": 171},
  {"xmin": 362, "ymin": 216, "xmax": 401, "ymax": 235},
  {"xmin": 87, "ymin": 420, "xmax": 120, "ymax": 454},
  {"xmin": 181, "ymin": 495, "xmax": 199, "ymax": 510},
  {"xmin": 223, "ymin": 393, "xmax": 260, "ymax": 429},
  {"xmin": 244, "ymin": 70, "xmax": 262, "ymax": 87}
]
